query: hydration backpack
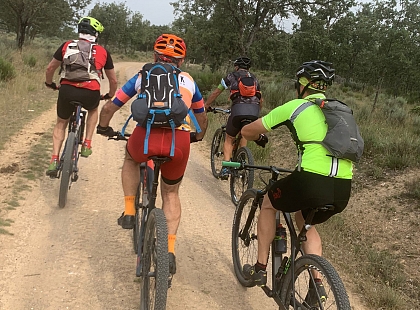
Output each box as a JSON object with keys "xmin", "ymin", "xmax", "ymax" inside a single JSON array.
[
  {"xmin": 295, "ymin": 98, "xmax": 364, "ymax": 163},
  {"xmin": 230, "ymin": 71, "xmax": 261, "ymax": 101},
  {"xmin": 131, "ymin": 62, "xmax": 200, "ymax": 156},
  {"xmin": 60, "ymin": 40, "xmax": 100, "ymax": 82}
]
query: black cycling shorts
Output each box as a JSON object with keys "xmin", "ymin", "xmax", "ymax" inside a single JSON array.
[
  {"xmin": 225, "ymin": 103, "xmax": 260, "ymax": 137},
  {"xmin": 57, "ymin": 84, "xmax": 100, "ymax": 119},
  {"xmin": 267, "ymin": 169, "xmax": 351, "ymax": 225}
]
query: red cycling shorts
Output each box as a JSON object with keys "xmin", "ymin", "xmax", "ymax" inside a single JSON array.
[{"xmin": 127, "ymin": 126, "xmax": 190, "ymax": 184}]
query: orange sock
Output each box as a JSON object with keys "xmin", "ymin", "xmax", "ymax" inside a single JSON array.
[
  {"xmin": 51, "ymin": 155, "xmax": 59, "ymax": 162},
  {"xmin": 168, "ymin": 234, "xmax": 176, "ymax": 254},
  {"xmin": 83, "ymin": 139, "xmax": 92, "ymax": 148},
  {"xmin": 124, "ymin": 196, "xmax": 136, "ymax": 216}
]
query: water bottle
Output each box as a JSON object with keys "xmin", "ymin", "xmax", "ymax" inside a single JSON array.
[{"xmin": 274, "ymin": 224, "xmax": 287, "ymax": 254}]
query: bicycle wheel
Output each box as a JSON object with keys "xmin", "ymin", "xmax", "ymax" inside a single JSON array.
[
  {"xmin": 139, "ymin": 208, "xmax": 169, "ymax": 310},
  {"xmin": 232, "ymin": 189, "xmax": 260, "ymax": 287},
  {"xmin": 280, "ymin": 254, "xmax": 351, "ymax": 310},
  {"xmin": 58, "ymin": 132, "xmax": 76, "ymax": 208},
  {"xmin": 230, "ymin": 146, "xmax": 254, "ymax": 206},
  {"xmin": 133, "ymin": 165, "xmax": 146, "ymax": 254},
  {"xmin": 210, "ymin": 127, "xmax": 225, "ymax": 178}
]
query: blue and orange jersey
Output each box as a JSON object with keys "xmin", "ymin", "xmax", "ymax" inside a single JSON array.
[{"xmin": 112, "ymin": 68, "xmax": 205, "ymax": 131}]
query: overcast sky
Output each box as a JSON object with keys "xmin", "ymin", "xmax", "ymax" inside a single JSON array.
[{"xmin": 89, "ymin": 0, "xmax": 175, "ymax": 26}]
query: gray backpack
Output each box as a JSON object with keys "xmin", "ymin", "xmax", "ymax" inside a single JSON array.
[
  {"xmin": 295, "ymin": 98, "xmax": 364, "ymax": 163},
  {"xmin": 60, "ymin": 40, "xmax": 100, "ymax": 82}
]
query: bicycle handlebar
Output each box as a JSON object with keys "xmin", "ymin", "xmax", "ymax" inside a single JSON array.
[
  {"xmin": 208, "ymin": 107, "xmax": 231, "ymax": 114},
  {"xmin": 108, "ymin": 131, "xmax": 131, "ymax": 141},
  {"xmin": 222, "ymin": 161, "xmax": 293, "ymax": 174}
]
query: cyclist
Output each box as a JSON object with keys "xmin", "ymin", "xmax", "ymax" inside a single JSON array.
[
  {"xmin": 96, "ymin": 34, "xmax": 208, "ymax": 274},
  {"xmin": 240, "ymin": 61, "xmax": 352, "ymax": 304},
  {"xmin": 204, "ymin": 56, "xmax": 266, "ymax": 180},
  {"xmin": 45, "ymin": 16, "xmax": 117, "ymax": 177}
]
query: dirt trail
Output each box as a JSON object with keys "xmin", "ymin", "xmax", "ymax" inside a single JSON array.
[{"xmin": 0, "ymin": 62, "xmax": 367, "ymax": 310}]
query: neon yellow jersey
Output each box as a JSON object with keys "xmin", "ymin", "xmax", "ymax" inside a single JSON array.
[{"xmin": 262, "ymin": 93, "xmax": 353, "ymax": 179}]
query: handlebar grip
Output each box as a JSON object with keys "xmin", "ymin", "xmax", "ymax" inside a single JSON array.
[{"xmin": 222, "ymin": 161, "xmax": 241, "ymax": 168}]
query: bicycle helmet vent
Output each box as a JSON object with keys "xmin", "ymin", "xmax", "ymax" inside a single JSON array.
[
  {"xmin": 296, "ymin": 60, "xmax": 335, "ymax": 85},
  {"xmin": 154, "ymin": 34, "xmax": 187, "ymax": 59},
  {"xmin": 234, "ymin": 56, "xmax": 251, "ymax": 69},
  {"xmin": 78, "ymin": 16, "xmax": 104, "ymax": 36}
]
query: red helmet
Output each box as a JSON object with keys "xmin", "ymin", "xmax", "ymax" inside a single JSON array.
[{"xmin": 154, "ymin": 34, "xmax": 186, "ymax": 59}]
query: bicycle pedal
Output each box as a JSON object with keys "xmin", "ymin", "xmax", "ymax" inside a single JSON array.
[
  {"xmin": 72, "ymin": 174, "xmax": 79, "ymax": 182},
  {"xmin": 168, "ymin": 275, "xmax": 173, "ymax": 288}
]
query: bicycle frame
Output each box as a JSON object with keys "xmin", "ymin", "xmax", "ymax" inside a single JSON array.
[
  {"xmin": 57, "ymin": 103, "xmax": 86, "ymax": 180},
  {"xmin": 135, "ymin": 156, "xmax": 170, "ymax": 277},
  {"xmin": 225, "ymin": 161, "xmax": 326, "ymax": 309}
]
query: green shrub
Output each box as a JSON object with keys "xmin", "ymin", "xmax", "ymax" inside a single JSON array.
[
  {"xmin": 23, "ymin": 54, "xmax": 37, "ymax": 67},
  {"xmin": 0, "ymin": 57, "xmax": 15, "ymax": 81}
]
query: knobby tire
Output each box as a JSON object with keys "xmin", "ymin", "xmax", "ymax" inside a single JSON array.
[
  {"xmin": 232, "ymin": 189, "xmax": 260, "ymax": 287},
  {"xmin": 58, "ymin": 132, "xmax": 76, "ymax": 208},
  {"xmin": 134, "ymin": 166, "xmax": 146, "ymax": 254},
  {"xmin": 230, "ymin": 146, "xmax": 254, "ymax": 206},
  {"xmin": 280, "ymin": 254, "xmax": 351, "ymax": 310},
  {"xmin": 140, "ymin": 208, "xmax": 168, "ymax": 310},
  {"xmin": 210, "ymin": 127, "xmax": 225, "ymax": 179}
]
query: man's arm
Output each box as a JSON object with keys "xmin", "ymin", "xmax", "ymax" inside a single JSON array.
[
  {"xmin": 204, "ymin": 87, "xmax": 223, "ymax": 109},
  {"xmin": 104, "ymin": 68, "xmax": 118, "ymax": 97},
  {"xmin": 45, "ymin": 58, "xmax": 61, "ymax": 84},
  {"xmin": 98, "ymin": 100, "xmax": 120, "ymax": 127},
  {"xmin": 241, "ymin": 118, "xmax": 267, "ymax": 141},
  {"xmin": 194, "ymin": 111, "xmax": 208, "ymax": 141}
]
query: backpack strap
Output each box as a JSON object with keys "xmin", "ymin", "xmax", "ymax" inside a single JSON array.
[
  {"xmin": 121, "ymin": 114, "xmax": 133, "ymax": 137},
  {"xmin": 290, "ymin": 101, "xmax": 316, "ymax": 171}
]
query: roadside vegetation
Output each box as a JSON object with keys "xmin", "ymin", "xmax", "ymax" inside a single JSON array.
[{"xmin": 2, "ymin": 21, "xmax": 420, "ymax": 310}]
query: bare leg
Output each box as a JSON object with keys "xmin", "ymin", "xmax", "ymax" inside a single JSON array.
[
  {"xmin": 223, "ymin": 134, "xmax": 235, "ymax": 161},
  {"xmin": 160, "ymin": 180, "xmax": 182, "ymax": 235},
  {"xmin": 121, "ymin": 152, "xmax": 140, "ymax": 196},
  {"xmin": 85, "ymin": 107, "xmax": 98, "ymax": 141},
  {"xmin": 295, "ymin": 211, "xmax": 322, "ymax": 256},
  {"xmin": 295, "ymin": 211, "xmax": 322, "ymax": 279},
  {"xmin": 239, "ymin": 136, "xmax": 248, "ymax": 148},
  {"xmin": 52, "ymin": 116, "xmax": 70, "ymax": 156},
  {"xmin": 257, "ymin": 194, "xmax": 277, "ymax": 265}
]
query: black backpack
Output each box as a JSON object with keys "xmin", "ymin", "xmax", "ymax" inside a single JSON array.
[
  {"xmin": 131, "ymin": 62, "xmax": 200, "ymax": 156},
  {"xmin": 295, "ymin": 98, "xmax": 364, "ymax": 163}
]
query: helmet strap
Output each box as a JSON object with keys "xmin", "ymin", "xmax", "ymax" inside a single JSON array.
[{"xmin": 298, "ymin": 83, "xmax": 310, "ymax": 99}]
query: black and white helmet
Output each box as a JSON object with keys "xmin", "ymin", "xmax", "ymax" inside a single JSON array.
[
  {"xmin": 296, "ymin": 60, "xmax": 335, "ymax": 85},
  {"xmin": 234, "ymin": 56, "xmax": 251, "ymax": 69}
]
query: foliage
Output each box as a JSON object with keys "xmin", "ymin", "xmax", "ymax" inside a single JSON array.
[
  {"xmin": 0, "ymin": 56, "xmax": 15, "ymax": 81},
  {"xmin": 0, "ymin": 0, "xmax": 91, "ymax": 49}
]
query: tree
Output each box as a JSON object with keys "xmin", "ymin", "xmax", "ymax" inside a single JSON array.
[{"xmin": 0, "ymin": 0, "xmax": 90, "ymax": 49}]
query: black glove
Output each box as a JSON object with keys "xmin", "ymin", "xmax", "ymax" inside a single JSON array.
[
  {"xmin": 100, "ymin": 93, "xmax": 111, "ymax": 100},
  {"xmin": 96, "ymin": 125, "xmax": 115, "ymax": 137},
  {"xmin": 206, "ymin": 106, "xmax": 214, "ymax": 113},
  {"xmin": 45, "ymin": 82, "xmax": 58, "ymax": 90},
  {"xmin": 254, "ymin": 134, "xmax": 268, "ymax": 148},
  {"xmin": 190, "ymin": 132, "xmax": 202, "ymax": 143}
]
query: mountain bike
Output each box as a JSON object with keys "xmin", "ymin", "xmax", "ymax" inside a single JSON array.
[
  {"xmin": 53, "ymin": 101, "xmax": 86, "ymax": 208},
  {"xmin": 224, "ymin": 161, "xmax": 351, "ymax": 310},
  {"xmin": 209, "ymin": 107, "xmax": 254, "ymax": 206},
  {"xmin": 110, "ymin": 131, "xmax": 169, "ymax": 310}
]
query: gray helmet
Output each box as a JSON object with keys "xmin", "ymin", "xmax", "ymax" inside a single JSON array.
[
  {"xmin": 234, "ymin": 56, "xmax": 251, "ymax": 69},
  {"xmin": 296, "ymin": 60, "xmax": 335, "ymax": 85}
]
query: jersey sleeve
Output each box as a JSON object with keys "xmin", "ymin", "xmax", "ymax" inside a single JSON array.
[
  {"xmin": 112, "ymin": 73, "xmax": 140, "ymax": 107},
  {"xmin": 262, "ymin": 104, "xmax": 290, "ymax": 131},
  {"xmin": 221, "ymin": 73, "xmax": 232, "ymax": 89},
  {"xmin": 53, "ymin": 42, "xmax": 66, "ymax": 61},
  {"xmin": 191, "ymin": 82, "xmax": 205, "ymax": 113},
  {"xmin": 104, "ymin": 48, "xmax": 114, "ymax": 69}
]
